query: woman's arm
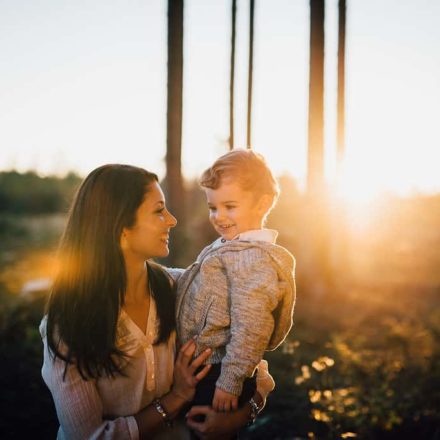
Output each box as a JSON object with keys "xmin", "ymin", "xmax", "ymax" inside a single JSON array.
[
  {"xmin": 185, "ymin": 359, "xmax": 275, "ymax": 439},
  {"xmin": 134, "ymin": 339, "xmax": 211, "ymax": 438},
  {"xmin": 42, "ymin": 334, "xmax": 211, "ymax": 439},
  {"xmin": 42, "ymin": 333, "xmax": 138, "ymax": 439}
]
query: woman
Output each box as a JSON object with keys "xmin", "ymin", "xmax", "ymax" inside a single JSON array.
[{"xmin": 41, "ymin": 164, "xmax": 273, "ymax": 439}]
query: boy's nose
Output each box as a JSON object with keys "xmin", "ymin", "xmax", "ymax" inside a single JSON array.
[{"xmin": 212, "ymin": 211, "xmax": 225, "ymax": 222}]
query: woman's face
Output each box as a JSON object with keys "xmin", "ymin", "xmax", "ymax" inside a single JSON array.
[{"xmin": 121, "ymin": 182, "xmax": 177, "ymax": 261}]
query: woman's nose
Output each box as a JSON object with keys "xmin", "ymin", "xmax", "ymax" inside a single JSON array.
[{"xmin": 167, "ymin": 210, "xmax": 177, "ymax": 227}]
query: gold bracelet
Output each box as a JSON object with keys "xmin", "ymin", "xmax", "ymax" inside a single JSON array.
[{"xmin": 152, "ymin": 399, "xmax": 173, "ymax": 427}]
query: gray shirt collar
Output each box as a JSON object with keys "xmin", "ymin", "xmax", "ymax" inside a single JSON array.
[{"xmin": 213, "ymin": 229, "xmax": 278, "ymax": 248}]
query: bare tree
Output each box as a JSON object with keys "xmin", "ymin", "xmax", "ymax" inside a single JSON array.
[
  {"xmin": 306, "ymin": 0, "xmax": 330, "ymax": 294},
  {"xmin": 307, "ymin": 0, "xmax": 325, "ymax": 195},
  {"xmin": 165, "ymin": 0, "xmax": 185, "ymax": 266},
  {"xmin": 333, "ymin": 0, "xmax": 349, "ymax": 283},
  {"xmin": 229, "ymin": 0, "xmax": 237, "ymax": 151},
  {"xmin": 246, "ymin": 0, "xmax": 255, "ymax": 149},
  {"xmin": 337, "ymin": 0, "xmax": 346, "ymax": 171}
]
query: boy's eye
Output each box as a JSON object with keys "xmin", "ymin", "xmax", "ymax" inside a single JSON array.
[
  {"xmin": 208, "ymin": 206, "xmax": 216, "ymax": 211},
  {"xmin": 225, "ymin": 205, "xmax": 236, "ymax": 210}
]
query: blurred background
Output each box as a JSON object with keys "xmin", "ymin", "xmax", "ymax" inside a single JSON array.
[{"xmin": 1, "ymin": 0, "xmax": 439, "ymax": 438}]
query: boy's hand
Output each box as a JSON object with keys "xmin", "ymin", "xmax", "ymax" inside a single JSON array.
[{"xmin": 212, "ymin": 387, "xmax": 238, "ymax": 412}]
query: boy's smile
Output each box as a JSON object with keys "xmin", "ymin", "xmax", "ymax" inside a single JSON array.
[{"xmin": 204, "ymin": 180, "xmax": 266, "ymax": 241}]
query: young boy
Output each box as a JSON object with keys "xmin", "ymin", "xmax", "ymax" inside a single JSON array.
[{"xmin": 176, "ymin": 149, "xmax": 296, "ymax": 413}]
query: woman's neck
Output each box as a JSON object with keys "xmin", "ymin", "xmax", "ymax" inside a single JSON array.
[{"xmin": 124, "ymin": 257, "xmax": 149, "ymax": 304}]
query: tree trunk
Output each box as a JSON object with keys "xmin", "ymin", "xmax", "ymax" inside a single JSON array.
[
  {"xmin": 337, "ymin": 0, "xmax": 346, "ymax": 169},
  {"xmin": 307, "ymin": 0, "xmax": 325, "ymax": 194},
  {"xmin": 229, "ymin": 0, "xmax": 237, "ymax": 151},
  {"xmin": 246, "ymin": 0, "xmax": 255, "ymax": 149},
  {"xmin": 165, "ymin": 0, "xmax": 185, "ymax": 266},
  {"xmin": 306, "ymin": 0, "xmax": 330, "ymax": 295},
  {"xmin": 333, "ymin": 0, "xmax": 349, "ymax": 285}
]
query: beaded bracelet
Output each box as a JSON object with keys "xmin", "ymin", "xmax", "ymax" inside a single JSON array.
[
  {"xmin": 153, "ymin": 399, "xmax": 173, "ymax": 427},
  {"xmin": 246, "ymin": 397, "xmax": 262, "ymax": 427}
]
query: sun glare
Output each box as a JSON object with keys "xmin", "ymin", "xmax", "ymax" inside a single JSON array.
[
  {"xmin": 330, "ymin": 153, "xmax": 390, "ymax": 232},
  {"xmin": 335, "ymin": 160, "xmax": 382, "ymax": 207},
  {"xmin": 332, "ymin": 145, "xmax": 428, "ymax": 204}
]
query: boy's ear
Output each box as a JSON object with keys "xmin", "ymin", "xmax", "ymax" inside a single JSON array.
[{"xmin": 257, "ymin": 194, "xmax": 273, "ymax": 216}]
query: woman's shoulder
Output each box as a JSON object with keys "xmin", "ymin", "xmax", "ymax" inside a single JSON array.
[
  {"xmin": 39, "ymin": 314, "xmax": 71, "ymax": 360},
  {"xmin": 163, "ymin": 267, "xmax": 185, "ymax": 283},
  {"xmin": 39, "ymin": 315, "xmax": 48, "ymax": 339},
  {"xmin": 147, "ymin": 260, "xmax": 183, "ymax": 282}
]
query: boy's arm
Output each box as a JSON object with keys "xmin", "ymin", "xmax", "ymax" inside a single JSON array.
[
  {"xmin": 212, "ymin": 360, "xmax": 275, "ymax": 411},
  {"xmin": 215, "ymin": 247, "xmax": 283, "ymax": 396}
]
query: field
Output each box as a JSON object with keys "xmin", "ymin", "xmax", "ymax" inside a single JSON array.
[{"xmin": 0, "ymin": 187, "xmax": 439, "ymax": 439}]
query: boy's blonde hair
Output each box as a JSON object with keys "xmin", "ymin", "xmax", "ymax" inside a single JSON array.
[{"xmin": 200, "ymin": 149, "xmax": 280, "ymax": 212}]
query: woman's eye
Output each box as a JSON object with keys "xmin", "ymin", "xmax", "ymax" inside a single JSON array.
[{"xmin": 156, "ymin": 208, "xmax": 165, "ymax": 214}]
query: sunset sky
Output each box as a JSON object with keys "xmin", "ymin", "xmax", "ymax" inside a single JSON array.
[{"xmin": 1, "ymin": 0, "xmax": 439, "ymax": 196}]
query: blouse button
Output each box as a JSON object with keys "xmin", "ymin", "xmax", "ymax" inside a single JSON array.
[{"xmin": 221, "ymin": 238, "xmax": 226, "ymax": 243}]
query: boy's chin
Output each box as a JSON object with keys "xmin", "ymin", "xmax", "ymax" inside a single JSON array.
[{"xmin": 219, "ymin": 231, "xmax": 236, "ymax": 241}]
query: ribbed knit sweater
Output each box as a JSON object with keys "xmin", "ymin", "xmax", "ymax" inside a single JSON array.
[{"xmin": 176, "ymin": 231, "xmax": 296, "ymax": 396}]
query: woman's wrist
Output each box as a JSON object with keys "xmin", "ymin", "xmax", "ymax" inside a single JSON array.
[
  {"xmin": 152, "ymin": 399, "xmax": 174, "ymax": 427},
  {"xmin": 167, "ymin": 388, "xmax": 190, "ymax": 407},
  {"xmin": 252, "ymin": 391, "xmax": 265, "ymax": 410},
  {"xmin": 245, "ymin": 392, "xmax": 264, "ymax": 427},
  {"xmin": 135, "ymin": 391, "xmax": 189, "ymax": 437},
  {"xmin": 246, "ymin": 396, "xmax": 262, "ymax": 426},
  {"xmin": 145, "ymin": 390, "xmax": 188, "ymax": 430},
  {"xmin": 159, "ymin": 389, "xmax": 189, "ymax": 419}
]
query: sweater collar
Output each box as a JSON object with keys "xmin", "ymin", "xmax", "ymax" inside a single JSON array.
[{"xmin": 213, "ymin": 228, "xmax": 278, "ymax": 247}]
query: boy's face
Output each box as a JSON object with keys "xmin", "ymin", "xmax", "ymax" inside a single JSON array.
[{"xmin": 204, "ymin": 180, "xmax": 266, "ymax": 241}]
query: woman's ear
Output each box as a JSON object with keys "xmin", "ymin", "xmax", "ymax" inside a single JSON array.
[{"xmin": 120, "ymin": 229, "xmax": 129, "ymax": 250}]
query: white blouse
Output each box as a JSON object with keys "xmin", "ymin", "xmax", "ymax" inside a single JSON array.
[
  {"xmin": 40, "ymin": 281, "xmax": 275, "ymax": 439},
  {"xmin": 40, "ymin": 296, "xmax": 189, "ymax": 439}
]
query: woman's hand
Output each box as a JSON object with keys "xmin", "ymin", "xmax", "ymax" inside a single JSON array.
[
  {"xmin": 186, "ymin": 392, "xmax": 265, "ymax": 439},
  {"xmin": 134, "ymin": 340, "xmax": 212, "ymax": 437},
  {"xmin": 170, "ymin": 338, "xmax": 212, "ymax": 403},
  {"xmin": 185, "ymin": 404, "xmax": 249, "ymax": 440}
]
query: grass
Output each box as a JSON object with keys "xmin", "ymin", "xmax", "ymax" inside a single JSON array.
[{"xmin": 1, "ymin": 194, "xmax": 440, "ymax": 439}]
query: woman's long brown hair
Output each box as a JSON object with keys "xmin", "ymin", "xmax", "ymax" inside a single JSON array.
[{"xmin": 46, "ymin": 164, "xmax": 176, "ymax": 379}]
